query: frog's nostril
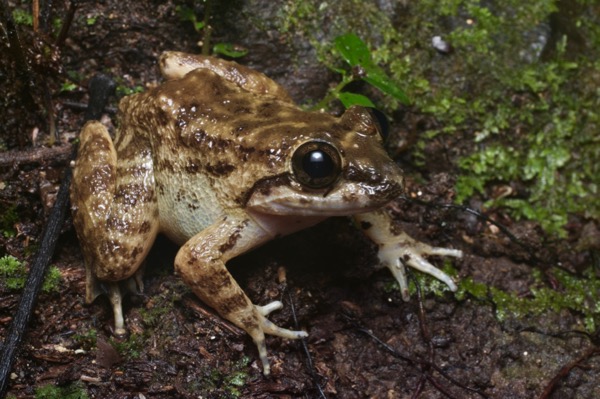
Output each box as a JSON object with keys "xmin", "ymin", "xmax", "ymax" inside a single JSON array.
[{"xmin": 292, "ymin": 141, "xmax": 342, "ymax": 189}]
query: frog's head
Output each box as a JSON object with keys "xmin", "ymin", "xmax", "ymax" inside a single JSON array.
[{"xmin": 245, "ymin": 106, "xmax": 404, "ymax": 216}]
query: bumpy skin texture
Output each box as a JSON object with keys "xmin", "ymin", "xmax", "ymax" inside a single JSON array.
[{"xmin": 70, "ymin": 52, "xmax": 462, "ymax": 375}]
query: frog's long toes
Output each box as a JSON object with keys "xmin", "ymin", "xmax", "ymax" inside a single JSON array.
[
  {"xmin": 254, "ymin": 303, "xmax": 307, "ymax": 339},
  {"xmin": 256, "ymin": 300, "xmax": 283, "ymax": 316},
  {"xmin": 423, "ymin": 247, "xmax": 463, "ymax": 258},
  {"xmin": 403, "ymin": 252, "xmax": 458, "ymax": 292},
  {"xmin": 262, "ymin": 319, "xmax": 308, "ymax": 339}
]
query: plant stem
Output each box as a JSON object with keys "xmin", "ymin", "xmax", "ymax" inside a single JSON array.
[{"xmin": 309, "ymin": 76, "xmax": 354, "ymax": 111}]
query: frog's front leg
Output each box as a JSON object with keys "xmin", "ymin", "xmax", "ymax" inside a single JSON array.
[
  {"xmin": 354, "ymin": 209, "xmax": 462, "ymax": 301},
  {"xmin": 174, "ymin": 213, "xmax": 307, "ymax": 375},
  {"xmin": 71, "ymin": 121, "xmax": 159, "ymax": 335}
]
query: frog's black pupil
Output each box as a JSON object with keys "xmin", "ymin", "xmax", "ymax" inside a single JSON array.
[{"xmin": 303, "ymin": 150, "xmax": 333, "ymax": 178}]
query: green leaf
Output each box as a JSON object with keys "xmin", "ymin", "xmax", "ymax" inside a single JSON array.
[
  {"xmin": 334, "ymin": 33, "xmax": 409, "ymax": 105},
  {"xmin": 337, "ymin": 92, "xmax": 376, "ymax": 108},
  {"xmin": 61, "ymin": 82, "xmax": 77, "ymax": 92},
  {"xmin": 334, "ymin": 33, "xmax": 373, "ymax": 68},
  {"xmin": 194, "ymin": 21, "xmax": 205, "ymax": 31},
  {"xmin": 213, "ymin": 43, "xmax": 248, "ymax": 58},
  {"xmin": 364, "ymin": 73, "xmax": 410, "ymax": 104}
]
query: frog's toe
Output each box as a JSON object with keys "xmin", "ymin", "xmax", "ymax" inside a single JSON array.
[
  {"xmin": 401, "ymin": 248, "xmax": 458, "ymax": 292},
  {"xmin": 107, "ymin": 283, "xmax": 127, "ymax": 336},
  {"xmin": 379, "ymin": 240, "xmax": 462, "ymax": 300},
  {"xmin": 256, "ymin": 300, "xmax": 283, "ymax": 316},
  {"xmin": 250, "ymin": 306, "xmax": 308, "ymax": 376},
  {"xmin": 255, "ymin": 302, "xmax": 308, "ymax": 339}
]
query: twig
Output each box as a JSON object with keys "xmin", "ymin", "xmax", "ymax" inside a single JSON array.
[
  {"xmin": 287, "ymin": 290, "xmax": 327, "ymax": 399},
  {"xmin": 55, "ymin": 1, "xmax": 76, "ymax": 49},
  {"xmin": 538, "ymin": 346, "xmax": 600, "ymax": 399},
  {"xmin": 0, "ymin": 144, "xmax": 73, "ymax": 168}
]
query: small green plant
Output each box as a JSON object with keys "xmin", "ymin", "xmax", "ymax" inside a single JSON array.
[
  {"xmin": 85, "ymin": 16, "xmax": 98, "ymax": 26},
  {"xmin": 60, "ymin": 81, "xmax": 78, "ymax": 93},
  {"xmin": 72, "ymin": 329, "xmax": 97, "ymax": 351},
  {"xmin": 176, "ymin": 3, "xmax": 248, "ymax": 58},
  {"xmin": 11, "ymin": 9, "xmax": 33, "ymax": 26},
  {"xmin": 313, "ymin": 33, "xmax": 409, "ymax": 110},
  {"xmin": 0, "ymin": 255, "xmax": 62, "ymax": 293},
  {"xmin": 206, "ymin": 356, "xmax": 250, "ymax": 397},
  {"xmin": 35, "ymin": 382, "xmax": 88, "ymax": 399},
  {"xmin": 1, "ymin": 255, "xmax": 27, "ymax": 290},
  {"xmin": 110, "ymin": 333, "xmax": 144, "ymax": 359},
  {"xmin": 1, "ymin": 204, "xmax": 18, "ymax": 238}
]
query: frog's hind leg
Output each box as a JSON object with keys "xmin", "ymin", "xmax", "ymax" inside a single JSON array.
[
  {"xmin": 175, "ymin": 214, "xmax": 307, "ymax": 375},
  {"xmin": 71, "ymin": 121, "xmax": 159, "ymax": 335}
]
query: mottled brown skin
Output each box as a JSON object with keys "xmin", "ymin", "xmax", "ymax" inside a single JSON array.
[{"xmin": 70, "ymin": 52, "xmax": 462, "ymax": 375}]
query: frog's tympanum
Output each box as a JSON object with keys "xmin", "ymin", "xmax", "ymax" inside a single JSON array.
[{"xmin": 70, "ymin": 51, "xmax": 462, "ymax": 375}]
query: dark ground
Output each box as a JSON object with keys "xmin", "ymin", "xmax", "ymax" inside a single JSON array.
[{"xmin": 1, "ymin": 1, "xmax": 599, "ymax": 398}]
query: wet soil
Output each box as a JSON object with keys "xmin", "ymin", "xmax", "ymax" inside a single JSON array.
[{"xmin": 1, "ymin": 1, "xmax": 599, "ymax": 398}]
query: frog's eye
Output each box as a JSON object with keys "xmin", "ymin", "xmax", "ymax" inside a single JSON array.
[
  {"xmin": 368, "ymin": 108, "xmax": 389, "ymax": 139},
  {"xmin": 292, "ymin": 141, "xmax": 342, "ymax": 189}
]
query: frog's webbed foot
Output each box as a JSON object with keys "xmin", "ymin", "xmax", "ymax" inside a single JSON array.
[
  {"xmin": 251, "ymin": 301, "xmax": 308, "ymax": 375},
  {"xmin": 355, "ymin": 210, "xmax": 462, "ymax": 301}
]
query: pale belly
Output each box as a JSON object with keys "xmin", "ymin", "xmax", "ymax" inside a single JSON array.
[{"xmin": 156, "ymin": 171, "xmax": 225, "ymax": 245}]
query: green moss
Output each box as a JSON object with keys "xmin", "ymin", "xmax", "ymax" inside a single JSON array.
[
  {"xmin": 42, "ymin": 265, "xmax": 62, "ymax": 293},
  {"xmin": 205, "ymin": 357, "xmax": 250, "ymax": 397},
  {"xmin": 110, "ymin": 333, "xmax": 144, "ymax": 359},
  {"xmin": 0, "ymin": 255, "xmax": 25, "ymax": 290},
  {"xmin": 278, "ymin": 0, "xmax": 600, "ymax": 237},
  {"xmin": 456, "ymin": 267, "xmax": 600, "ymax": 332},
  {"xmin": 35, "ymin": 382, "xmax": 88, "ymax": 399},
  {"xmin": 1, "ymin": 205, "xmax": 18, "ymax": 238},
  {"xmin": 72, "ymin": 329, "xmax": 97, "ymax": 351},
  {"xmin": 0, "ymin": 256, "xmax": 62, "ymax": 293}
]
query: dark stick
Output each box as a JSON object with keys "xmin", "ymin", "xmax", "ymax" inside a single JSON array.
[{"xmin": 0, "ymin": 74, "xmax": 115, "ymax": 398}]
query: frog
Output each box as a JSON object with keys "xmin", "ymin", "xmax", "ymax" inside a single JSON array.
[{"xmin": 70, "ymin": 51, "xmax": 463, "ymax": 375}]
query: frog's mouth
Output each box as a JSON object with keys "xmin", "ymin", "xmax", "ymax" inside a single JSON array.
[{"xmin": 244, "ymin": 173, "xmax": 403, "ymax": 217}]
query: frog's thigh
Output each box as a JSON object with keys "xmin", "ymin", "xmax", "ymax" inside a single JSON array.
[{"xmin": 72, "ymin": 121, "xmax": 159, "ymax": 283}]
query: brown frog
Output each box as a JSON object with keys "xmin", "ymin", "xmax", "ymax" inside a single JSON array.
[{"xmin": 70, "ymin": 51, "xmax": 462, "ymax": 375}]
